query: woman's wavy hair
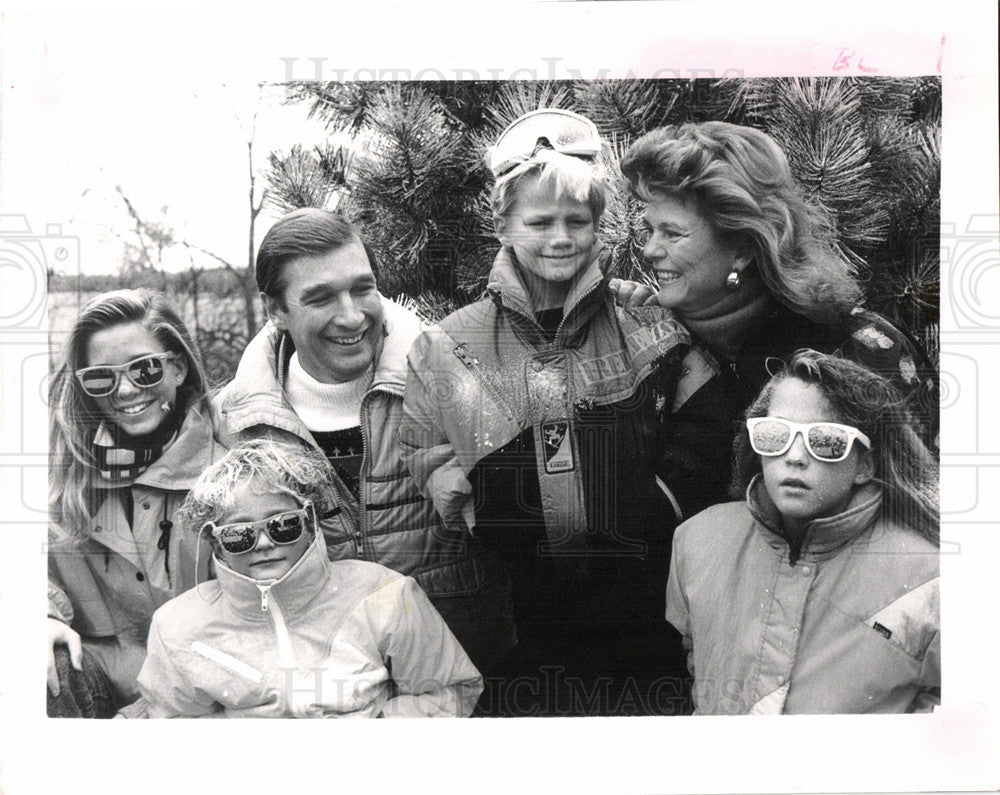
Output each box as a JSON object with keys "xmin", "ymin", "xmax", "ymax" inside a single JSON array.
[
  {"xmin": 176, "ymin": 439, "xmax": 330, "ymax": 553},
  {"xmin": 490, "ymin": 149, "xmax": 608, "ymax": 229},
  {"xmin": 620, "ymin": 121, "xmax": 863, "ymax": 324},
  {"xmin": 49, "ymin": 289, "xmax": 211, "ymax": 536},
  {"xmin": 733, "ymin": 349, "xmax": 939, "ymax": 544}
]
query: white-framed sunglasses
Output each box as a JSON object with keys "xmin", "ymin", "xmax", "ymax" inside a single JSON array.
[
  {"xmin": 489, "ymin": 109, "xmax": 602, "ymax": 177},
  {"xmin": 75, "ymin": 353, "xmax": 179, "ymax": 397},
  {"xmin": 203, "ymin": 502, "xmax": 315, "ymax": 555},
  {"xmin": 746, "ymin": 417, "xmax": 872, "ymax": 463}
]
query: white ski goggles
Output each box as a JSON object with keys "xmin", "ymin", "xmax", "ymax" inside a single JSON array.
[{"xmin": 489, "ymin": 109, "xmax": 601, "ymax": 177}]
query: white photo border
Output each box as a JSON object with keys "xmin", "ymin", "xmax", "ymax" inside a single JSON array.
[{"xmin": 1, "ymin": 2, "xmax": 998, "ymax": 793}]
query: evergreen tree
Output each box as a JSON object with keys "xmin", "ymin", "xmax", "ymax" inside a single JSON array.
[{"xmin": 269, "ymin": 77, "xmax": 940, "ymax": 356}]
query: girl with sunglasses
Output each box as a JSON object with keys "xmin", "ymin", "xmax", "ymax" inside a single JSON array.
[
  {"xmin": 666, "ymin": 349, "xmax": 939, "ymax": 714},
  {"xmin": 137, "ymin": 440, "xmax": 483, "ymax": 718},
  {"xmin": 48, "ymin": 289, "xmax": 223, "ymax": 717}
]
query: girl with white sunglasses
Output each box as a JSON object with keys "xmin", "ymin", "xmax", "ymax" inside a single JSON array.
[{"xmin": 666, "ymin": 349, "xmax": 939, "ymax": 714}]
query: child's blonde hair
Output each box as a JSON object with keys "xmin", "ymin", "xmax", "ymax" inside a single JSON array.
[
  {"xmin": 177, "ymin": 439, "xmax": 332, "ymax": 540},
  {"xmin": 490, "ymin": 149, "xmax": 608, "ymax": 229},
  {"xmin": 734, "ymin": 348, "xmax": 939, "ymax": 543}
]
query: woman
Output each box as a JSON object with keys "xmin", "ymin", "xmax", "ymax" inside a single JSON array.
[
  {"xmin": 47, "ymin": 288, "xmax": 223, "ymax": 717},
  {"xmin": 138, "ymin": 440, "xmax": 482, "ymax": 718},
  {"xmin": 616, "ymin": 120, "xmax": 938, "ymax": 521},
  {"xmin": 400, "ymin": 110, "xmax": 693, "ymax": 716}
]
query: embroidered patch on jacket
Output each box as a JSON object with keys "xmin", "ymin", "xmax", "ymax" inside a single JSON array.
[{"xmin": 541, "ymin": 420, "xmax": 574, "ymax": 473}]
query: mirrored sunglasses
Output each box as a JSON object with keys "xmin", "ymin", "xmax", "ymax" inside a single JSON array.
[
  {"xmin": 204, "ymin": 502, "xmax": 314, "ymax": 556},
  {"xmin": 490, "ymin": 109, "xmax": 602, "ymax": 177},
  {"xmin": 75, "ymin": 353, "xmax": 178, "ymax": 397},
  {"xmin": 746, "ymin": 417, "xmax": 872, "ymax": 463}
]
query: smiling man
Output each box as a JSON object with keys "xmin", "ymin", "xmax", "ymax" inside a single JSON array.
[{"xmin": 215, "ymin": 209, "xmax": 514, "ymax": 679}]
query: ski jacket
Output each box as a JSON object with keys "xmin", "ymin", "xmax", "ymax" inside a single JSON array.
[
  {"xmin": 214, "ymin": 297, "xmax": 514, "ymax": 672},
  {"xmin": 137, "ymin": 533, "xmax": 483, "ymax": 718},
  {"xmin": 47, "ymin": 404, "xmax": 222, "ymax": 704},
  {"xmin": 666, "ymin": 478, "xmax": 940, "ymax": 714},
  {"xmin": 400, "ymin": 246, "xmax": 700, "ymax": 550}
]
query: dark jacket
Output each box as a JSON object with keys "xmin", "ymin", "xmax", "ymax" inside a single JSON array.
[{"xmin": 659, "ymin": 301, "xmax": 939, "ymax": 524}]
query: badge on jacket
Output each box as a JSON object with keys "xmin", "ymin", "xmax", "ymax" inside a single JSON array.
[{"xmin": 541, "ymin": 420, "xmax": 574, "ymax": 473}]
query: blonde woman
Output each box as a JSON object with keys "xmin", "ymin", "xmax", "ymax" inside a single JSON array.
[{"xmin": 48, "ymin": 289, "xmax": 223, "ymax": 717}]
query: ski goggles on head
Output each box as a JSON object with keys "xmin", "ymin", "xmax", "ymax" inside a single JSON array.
[
  {"xmin": 746, "ymin": 418, "xmax": 872, "ymax": 462},
  {"xmin": 75, "ymin": 353, "xmax": 179, "ymax": 397},
  {"xmin": 205, "ymin": 502, "xmax": 315, "ymax": 555},
  {"xmin": 489, "ymin": 109, "xmax": 602, "ymax": 177}
]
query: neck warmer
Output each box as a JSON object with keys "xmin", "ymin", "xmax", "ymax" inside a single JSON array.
[
  {"xmin": 285, "ymin": 353, "xmax": 371, "ymax": 432},
  {"xmin": 92, "ymin": 401, "xmax": 185, "ymax": 484},
  {"xmin": 679, "ymin": 282, "xmax": 774, "ymax": 363}
]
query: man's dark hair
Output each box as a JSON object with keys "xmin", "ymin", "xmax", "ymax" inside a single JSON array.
[{"xmin": 255, "ymin": 208, "xmax": 380, "ymax": 304}]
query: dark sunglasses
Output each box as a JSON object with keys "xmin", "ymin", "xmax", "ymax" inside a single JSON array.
[
  {"xmin": 75, "ymin": 353, "xmax": 179, "ymax": 397},
  {"xmin": 204, "ymin": 502, "xmax": 315, "ymax": 555},
  {"xmin": 746, "ymin": 417, "xmax": 872, "ymax": 463}
]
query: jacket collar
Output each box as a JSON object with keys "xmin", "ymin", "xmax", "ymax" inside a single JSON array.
[
  {"xmin": 486, "ymin": 245, "xmax": 608, "ymax": 343},
  {"xmin": 92, "ymin": 403, "xmax": 219, "ymax": 493},
  {"xmin": 217, "ymin": 295, "xmax": 422, "ymax": 434},
  {"xmin": 213, "ymin": 530, "xmax": 331, "ymax": 621},
  {"xmin": 746, "ymin": 474, "xmax": 883, "ymax": 562}
]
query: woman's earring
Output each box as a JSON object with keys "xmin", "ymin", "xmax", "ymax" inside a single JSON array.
[{"xmin": 726, "ymin": 269, "xmax": 741, "ymax": 291}]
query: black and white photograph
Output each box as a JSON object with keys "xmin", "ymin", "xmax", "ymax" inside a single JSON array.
[{"xmin": 1, "ymin": 1, "xmax": 998, "ymax": 793}]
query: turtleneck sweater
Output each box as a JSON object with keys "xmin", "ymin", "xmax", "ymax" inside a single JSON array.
[
  {"xmin": 678, "ymin": 277, "xmax": 774, "ymax": 363},
  {"xmin": 284, "ymin": 353, "xmax": 371, "ymax": 432}
]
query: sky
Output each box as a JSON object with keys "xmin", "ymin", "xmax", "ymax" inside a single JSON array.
[{"xmin": 3, "ymin": 15, "xmax": 331, "ymax": 276}]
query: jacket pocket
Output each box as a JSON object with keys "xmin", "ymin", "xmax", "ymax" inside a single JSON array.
[{"xmin": 411, "ymin": 553, "xmax": 483, "ymax": 599}]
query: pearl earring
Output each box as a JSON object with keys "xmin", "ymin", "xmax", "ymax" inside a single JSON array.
[{"xmin": 726, "ymin": 269, "xmax": 741, "ymax": 291}]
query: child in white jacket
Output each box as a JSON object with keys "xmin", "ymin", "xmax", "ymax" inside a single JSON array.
[{"xmin": 137, "ymin": 440, "xmax": 483, "ymax": 718}]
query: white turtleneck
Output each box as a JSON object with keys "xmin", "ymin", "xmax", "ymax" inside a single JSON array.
[{"xmin": 285, "ymin": 353, "xmax": 371, "ymax": 432}]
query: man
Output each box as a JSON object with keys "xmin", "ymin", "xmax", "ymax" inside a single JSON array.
[{"xmin": 216, "ymin": 208, "xmax": 514, "ymax": 676}]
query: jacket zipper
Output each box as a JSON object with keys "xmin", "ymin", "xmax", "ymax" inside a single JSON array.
[
  {"xmin": 554, "ymin": 279, "xmax": 602, "ymax": 343},
  {"xmin": 256, "ymin": 581, "xmax": 300, "ymax": 713},
  {"xmin": 256, "ymin": 582, "xmax": 271, "ymax": 612},
  {"xmin": 355, "ymin": 390, "xmax": 375, "ymax": 559},
  {"xmin": 452, "ymin": 343, "xmax": 516, "ymax": 423}
]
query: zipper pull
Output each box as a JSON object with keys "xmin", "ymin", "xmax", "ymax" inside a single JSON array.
[
  {"xmin": 355, "ymin": 532, "xmax": 364, "ymax": 556},
  {"xmin": 453, "ymin": 343, "xmax": 478, "ymax": 368},
  {"xmin": 257, "ymin": 583, "xmax": 270, "ymax": 612}
]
